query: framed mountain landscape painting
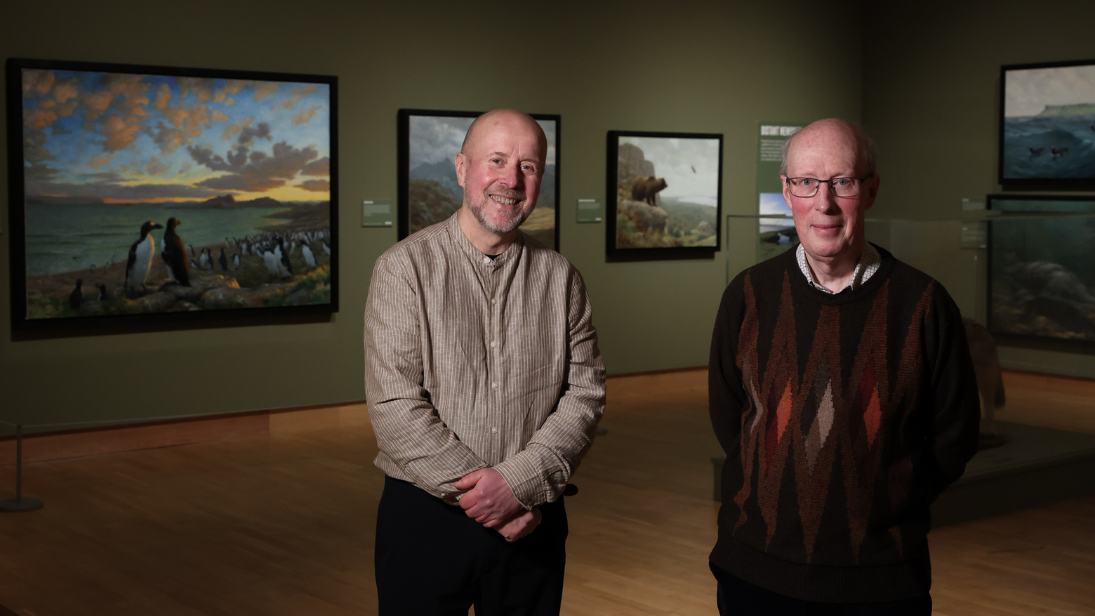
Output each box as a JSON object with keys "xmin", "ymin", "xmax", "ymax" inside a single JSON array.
[
  {"xmin": 397, "ymin": 109, "xmax": 560, "ymax": 250},
  {"xmin": 6, "ymin": 58, "xmax": 338, "ymax": 331}
]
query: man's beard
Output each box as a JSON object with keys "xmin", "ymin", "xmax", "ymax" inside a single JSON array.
[{"xmin": 467, "ymin": 191, "xmax": 532, "ymax": 235}]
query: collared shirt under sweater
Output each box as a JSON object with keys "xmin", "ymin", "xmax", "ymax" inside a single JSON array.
[{"xmin": 363, "ymin": 213, "xmax": 606, "ymax": 508}]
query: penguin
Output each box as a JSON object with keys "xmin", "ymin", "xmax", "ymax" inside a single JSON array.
[
  {"xmin": 262, "ymin": 247, "xmax": 280, "ymax": 277},
  {"xmin": 301, "ymin": 241, "xmax": 317, "ymax": 269},
  {"xmin": 232, "ymin": 253, "xmax": 241, "ymax": 270},
  {"xmin": 198, "ymin": 247, "xmax": 210, "ymax": 271},
  {"xmin": 125, "ymin": 220, "xmax": 163, "ymax": 297},
  {"xmin": 189, "ymin": 244, "xmax": 196, "ymax": 258},
  {"xmin": 218, "ymin": 247, "xmax": 228, "ymax": 271},
  {"xmin": 69, "ymin": 278, "xmax": 83, "ymax": 310},
  {"xmin": 96, "ymin": 283, "xmax": 108, "ymax": 301},
  {"xmin": 321, "ymin": 239, "xmax": 331, "ymax": 256},
  {"xmin": 275, "ymin": 237, "xmax": 293, "ymax": 278},
  {"xmin": 161, "ymin": 217, "xmax": 190, "ymax": 287}
]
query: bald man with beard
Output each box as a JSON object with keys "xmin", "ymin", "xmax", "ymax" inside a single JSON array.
[
  {"xmin": 364, "ymin": 109, "xmax": 606, "ymax": 615},
  {"xmin": 708, "ymin": 119, "xmax": 979, "ymax": 615}
]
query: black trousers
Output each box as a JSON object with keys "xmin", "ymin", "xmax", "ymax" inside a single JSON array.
[
  {"xmin": 711, "ymin": 562, "xmax": 932, "ymax": 616},
  {"xmin": 375, "ymin": 476, "xmax": 568, "ymax": 616}
]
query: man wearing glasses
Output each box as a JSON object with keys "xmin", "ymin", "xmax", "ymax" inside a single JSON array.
[{"xmin": 708, "ymin": 119, "xmax": 979, "ymax": 614}]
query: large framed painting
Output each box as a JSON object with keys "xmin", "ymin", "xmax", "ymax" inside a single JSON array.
[
  {"xmin": 987, "ymin": 194, "xmax": 1095, "ymax": 347},
  {"xmin": 397, "ymin": 109, "xmax": 560, "ymax": 250},
  {"xmin": 606, "ymin": 130, "xmax": 722, "ymax": 260},
  {"xmin": 6, "ymin": 58, "xmax": 337, "ymax": 331},
  {"xmin": 999, "ymin": 59, "xmax": 1095, "ymax": 187}
]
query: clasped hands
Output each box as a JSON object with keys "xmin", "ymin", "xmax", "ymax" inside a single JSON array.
[{"xmin": 454, "ymin": 468, "xmax": 541, "ymax": 542}]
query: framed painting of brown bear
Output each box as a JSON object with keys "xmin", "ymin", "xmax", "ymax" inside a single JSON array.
[
  {"xmin": 397, "ymin": 109, "xmax": 560, "ymax": 251},
  {"xmin": 606, "ymin": 130, "xmax": 723, "ymax": 260}
]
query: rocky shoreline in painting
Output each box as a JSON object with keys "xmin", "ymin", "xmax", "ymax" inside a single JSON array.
[{"xmin": 26, "ymin": 208, "xmax": 332, "ymax": 320}]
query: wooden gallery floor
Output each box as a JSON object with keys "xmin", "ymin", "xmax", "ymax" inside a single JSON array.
[{"xmin": 0, "ymin": 370, "xmax": 1093, "ymax": 615}]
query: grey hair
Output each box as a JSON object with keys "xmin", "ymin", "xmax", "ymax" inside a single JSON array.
[{"xmin": 779, "ymin": 121, "xmax": 878, "ymax": 177}]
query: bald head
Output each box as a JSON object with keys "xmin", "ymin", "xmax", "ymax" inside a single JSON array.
[
  {"xmin": 780, "ymin": 119, "xmax": 877, "ymax": 178},
  {"xmin": 461, "ymin": 109, "xmax": 548, "ymax": 163}
]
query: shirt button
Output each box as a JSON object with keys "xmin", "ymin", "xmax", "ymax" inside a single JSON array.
[
  {"xmin": 490, "ymin": 340, "xmax": 497, "ymax": 349},
  {"xmin": 491, "ymin": 426, "xmax": 498, "ymax": 434},
  {"xmin": 482, "ymin": 256, "xmax": 491, "ymax": 264},
  {"xmin": 490, "ymin": 299, "xmax": 496, "ymax": 305},
  {"xmin": 491, "ymin": 382, "xmax": 498, "ymax": 390}
]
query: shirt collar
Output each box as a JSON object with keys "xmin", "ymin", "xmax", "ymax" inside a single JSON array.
[
  {"xmin": 446, "ymin": 210, "xmax": 522, "ymax": 268},
  {"xmin": 795, "ymin": 242, "xmax": 881, "ymax": 294}
]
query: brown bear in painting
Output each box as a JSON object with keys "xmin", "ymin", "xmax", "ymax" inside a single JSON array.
[{"xmin": 631, "ymin": 176, "xmax": 668, "ymax": 207}]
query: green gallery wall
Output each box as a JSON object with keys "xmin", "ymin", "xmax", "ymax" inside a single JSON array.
[{"xmin": 0, "ymin": 0, "xmax": 1091, "ymax": 434}]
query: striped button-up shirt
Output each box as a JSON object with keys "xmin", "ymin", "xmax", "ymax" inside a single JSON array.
[{"xmin": 364, "ymin": 213, "xmax": 606, "ymax": 508}]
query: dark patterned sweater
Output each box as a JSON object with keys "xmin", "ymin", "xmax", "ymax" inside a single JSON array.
[{"xmin": 708, "ymin": 245, "xmax": 980, "ymax": 603}]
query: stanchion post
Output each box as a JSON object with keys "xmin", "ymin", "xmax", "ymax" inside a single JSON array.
[{"xmin": 1, "ymin": 424, "xmax": 44, "ymax": 513}]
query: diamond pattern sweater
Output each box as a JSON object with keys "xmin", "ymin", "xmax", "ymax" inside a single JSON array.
[{"xmin": 709, "ymin": 245, "xmax": 980, "ymax": 603}]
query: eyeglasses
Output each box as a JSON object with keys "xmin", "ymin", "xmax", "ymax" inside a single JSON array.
[{"xmin": 784, "ymin": 174, "xmax": 874, "ymax": 198}]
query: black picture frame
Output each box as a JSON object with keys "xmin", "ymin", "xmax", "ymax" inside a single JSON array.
[
  {"xmin": 986, "ymin": 193, "xmax": 1095, "ymax": 350},
  {"xmin": 397, "ymin": 109, "xmax": 561, "ymax": 251},
  {"xmin": 999, "ymin": 59, "xmax": 1095, "ymax": 188},
  {"xmin": 606, "ymin": 130, "xmax": 723, "ymax": 260},
  {"xmin": 6, "ymin": 58, "xmax": 338, "ymax": 332}
]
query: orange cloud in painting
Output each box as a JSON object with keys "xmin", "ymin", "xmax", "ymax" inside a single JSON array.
[
  {"xmin": 153, "ymin": 82, "xmax": 173, "ymax": 110},
  {"xmin": 292, "ymin": 104, "xmax": 321, "ymax": 125},
  {"xmin": 175, "ymin": 77, "xmax": 214, "ymax": 102},
  {"xmin": 252, "ymin": 81, "xmax": 279, "ymax": 101},
  {"xmin": 281, "ymin": 85, "xmax": 316, "ymax": 109},
  {"xmin": 213, "ymin": 79, "xmax": 248, "ymax": 103},
  {"xmin": 25, "ymin": 107, "xmax": 58, "ymax": 130},
  {"xmin": 101, "ymin": 114, "xmax": 142, "ymax": 151},
  {"xmin": 146, "ymin": 157, "xmax": 170, "ymax": 176},
  {"xmin": 22, "ymin": 70, "xmax": 54, "ymax": 97},
  {"xmin": 88, "ymin": 155, "xmax": 112, "ymax": 168}
]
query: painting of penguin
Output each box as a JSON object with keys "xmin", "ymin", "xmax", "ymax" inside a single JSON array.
[
  {"xmin": 161, "ymin": 217, "xmax": 190, "ymax": 286},
  {"xmin": 96, "ymin": 283, "xmax": 108, "ymax": 301},
  {"xmin": 125, "ymin": 220, "xmax": 163, "ymax": 297},
  {"xmin": 232, "ymin": 253, "xmax": 241, "ymax": 270},
  {"xmin": 301, "ymin": 241, "xmax": 317, "ymax": 269},
  {"xmin": 263, "ymin": 247, "xmax": 280, "ymax": 278},
  {"xmin": 275, "ymin": 237, "xmax": 293, "ymax": 278},
  {"xmin": 219, "ymin": 247, "xmax": 228, "ymax": 272},
  {"xmin": 198, "ymin": 247, "xmax": 210, "ymax": 272},
  {"xmin": 69, "ymin": 278, "xmax": 83, "ymax": 310}
]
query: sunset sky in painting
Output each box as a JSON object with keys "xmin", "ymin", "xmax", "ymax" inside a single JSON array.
[{"xmin": 20, "ymin": 67, "xmax": 331, "ymax": 204}]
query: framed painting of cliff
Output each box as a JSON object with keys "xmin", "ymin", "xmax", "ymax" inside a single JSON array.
[
  {"xmin": 6, "ymin": 58, "xmax": 338, "ymax": 331},
  {"xmin": 999, "ymin": 59, "xmax": 1095, "ymax": 187},
  {"xmin": 606, "ymin": 130, "xmax": 723, "ymax": 260},
  {"xmin": 397, "ymin": 109, "xmax": 560, "ymax": 250},
  {"xmin": 986, "ymin": 194, "xmax": 1095, "ymax": 349}
]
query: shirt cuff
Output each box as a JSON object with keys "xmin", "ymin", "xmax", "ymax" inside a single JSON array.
[{"xmin": 493, "ymin": 452, "xmax": 549, "ymax": 509}]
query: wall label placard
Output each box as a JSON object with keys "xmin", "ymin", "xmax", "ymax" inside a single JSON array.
[
  {"xmin": 576, "ymin": 198, "xmax": 603, "ymax": 223},
  {"xmin": 362, "ymin": 199, "xmax": 394, "ymax": 227}
]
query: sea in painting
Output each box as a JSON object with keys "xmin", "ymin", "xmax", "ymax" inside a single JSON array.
[
  {"xmin": 406, "ymin": 115, "xmax": 557, "ymax": 249},
  {"xmin": 18, "ymin": 66, "xmax": 333, "ymax": 320},
  {"xmin": 989, "ymin": 199, "xmax": 1095, "ymax": 342},
  {"xmin": 1001, "ymin": 113, "xmax": 1095, "ymax": 180}
]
